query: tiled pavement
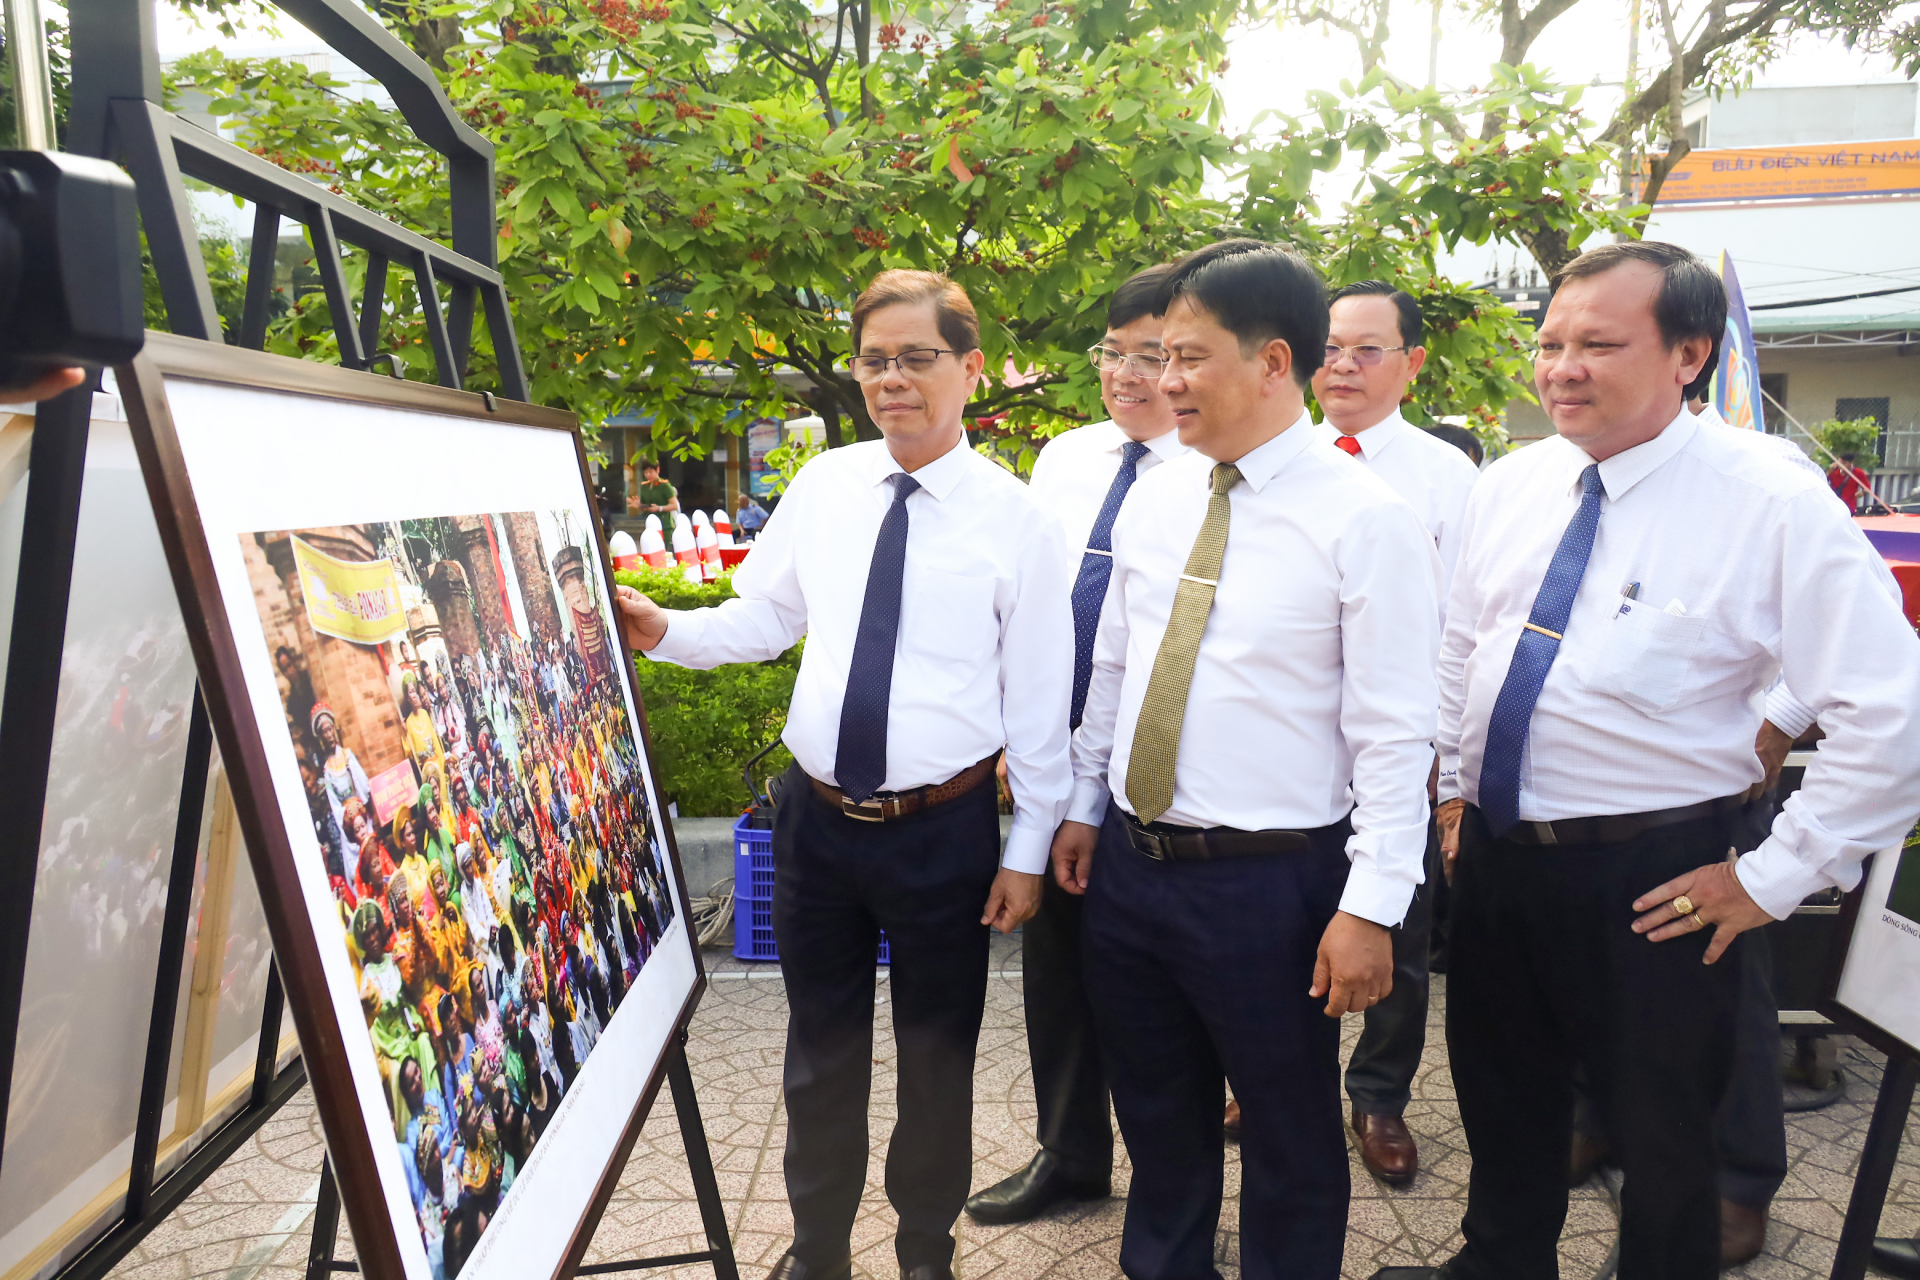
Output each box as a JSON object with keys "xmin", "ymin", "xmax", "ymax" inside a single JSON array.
[{"xmin": 109, "ymin": 938, "xmax": 1920, "ymax": 1280}]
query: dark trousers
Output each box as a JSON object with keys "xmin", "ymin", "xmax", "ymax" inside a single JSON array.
[
  {"xmin": 1084, "ymin": 803, "xmax": 1352, "ymax": 1280},
  {"xmin": 1020, "ymin": 873, "xmax": 1113, "ymax": 1174},
  {"xmin": 1448, "ymin": 807, "xmax": 1743, "ymax": 1280},
  {"xmin": 1571, "ymin": 810, "xmax": 1788, "ymax": 1208},
  {"xmin": 771, "ymin": 764, "xmax": 1002, "ymax": 1271},
  {"xmin": 1346, "ymin": 816, "xmax": 1440, "ymax": 1114}
]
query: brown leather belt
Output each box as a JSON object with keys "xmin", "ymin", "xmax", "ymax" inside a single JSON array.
[
  {"xmin": 1123, "ymin": 810, "xmax": 1338, "ymax": 862},
  {"xmin": 1475, "ymin": 794, "xmax": 1749, "ymax": 847},
  {"xmin": 810, "ymin": 754, "xmax": 997, "ymax": 823}
]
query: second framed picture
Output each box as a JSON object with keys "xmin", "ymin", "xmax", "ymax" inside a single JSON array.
[{"xmin": 120, "ymin": 334, "xmax": 704, "ymax": 1280}]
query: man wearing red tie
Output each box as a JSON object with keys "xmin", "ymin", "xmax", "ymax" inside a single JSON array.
[{"xmin": 1310, "ymin": 280, "xmax": 1479, "ymax": 1186}]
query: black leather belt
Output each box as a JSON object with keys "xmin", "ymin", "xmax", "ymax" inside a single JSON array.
[
  {"xmin": 1123, "ymin": 811, "xmax": 1332, "ymax": 862},
  {"xmin": 1476, "ymin": 794, "xmax": 1749, "ymax": 847}
]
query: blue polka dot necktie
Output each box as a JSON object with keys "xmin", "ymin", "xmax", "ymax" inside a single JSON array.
[
  {"xmin": 1478, "ymin": 463, "xmax": 1606, "ymax": 835},
  {"xmin": 835, "ymin": 472, "xmax": 920, "ymax": 803},
  {"xmin": 1069, "ymin": 440, "xmax": 1150, "ymax": 729}
]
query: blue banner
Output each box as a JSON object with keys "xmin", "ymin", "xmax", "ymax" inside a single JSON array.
[{"xmin": 1714, "ymin": 252, "xmax": 1766, "ymax": 431}]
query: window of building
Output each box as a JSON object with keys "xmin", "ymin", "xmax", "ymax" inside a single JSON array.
[{"xmin": 1836, "ymin": 396, "xmax": 1892, "ymax": 467}]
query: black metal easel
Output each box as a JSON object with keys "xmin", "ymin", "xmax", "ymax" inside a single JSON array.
[
  {"xmin": 1829, "ymin": 1050, "xmax": 1917, "ymax": 1280},
  {"xmin": 302, "ymin": 1031, "xmax": 741, "ymax": 1280},
  {"xmin": 0, "ymin": 2, "xmax": 743, "ymax": 1278}
]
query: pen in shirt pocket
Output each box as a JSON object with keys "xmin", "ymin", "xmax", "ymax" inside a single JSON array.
[{"xmin": 1615, "ymin": 581, "xmax": 1640, "ymax": 618}]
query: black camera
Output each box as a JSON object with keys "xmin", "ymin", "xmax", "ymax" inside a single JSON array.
[{"xmin": 0, "ymin": 150, "xmax": 145, "ymax": 391}]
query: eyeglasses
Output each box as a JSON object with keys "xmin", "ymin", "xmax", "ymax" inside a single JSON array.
[
  {"xmin": 1323, "ymin": 344, "xmax": 1408, "ymax": 367},
  {"xmin": 1088, "ymin": 345, "xmax": 1170, "ymax": 379},
  {"xmin": 850, "ymin": 348, "xmax": 959, "ymax": 382}
]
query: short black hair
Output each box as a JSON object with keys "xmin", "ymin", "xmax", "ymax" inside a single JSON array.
[
  {"xmin": 1423, "ymin": 424, "xmax": 1483, "ymax": 466},
  {"xmin": 1157, "ymin": 239, "xmax": 1328, "ymax": 387},
  {"xmin": 1330, "ymin": 279, "xmax": 1424, "ymax": 349},
  {"xmin": 1552, "ymin": 241, "xmax": 1726, "ymax": 401},
  {"xmin": 1107, "ymin": 264, "xmax": 1175, "ymax": 331}
]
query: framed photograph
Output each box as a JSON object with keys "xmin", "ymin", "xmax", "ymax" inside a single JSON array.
[
  {"xmin": 1821, "ymin": 834, "xmax": 1920, "ymax": 1059},
  {"xmin": 117, "ymin": 334, "xmax": 705, "ymax": 1280}
]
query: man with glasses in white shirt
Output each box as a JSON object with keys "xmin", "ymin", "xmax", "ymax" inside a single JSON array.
[
  {"xmin": 1056, "ymin": 240, "xmax": 1441, "ymax": 1280},
  {"xmin": 1310, "ymin": 279, "xmax": 1480, "ymax": 1188},
  {"xmin": 966, "ymin": 264, "xmax": 1187, "ymax": 1227},
  {"xmin": 618, "ymin": 269, "xmax": 1074, "ymax": 1280},
  {"xmin": 1375, "ymin": 242, "xmax": 1920, "ymax": 1280}
]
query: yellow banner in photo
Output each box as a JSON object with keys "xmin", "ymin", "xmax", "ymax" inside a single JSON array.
[{"xmin": 291, "ymin": 536, "xmax": 407, "ymax": 645}]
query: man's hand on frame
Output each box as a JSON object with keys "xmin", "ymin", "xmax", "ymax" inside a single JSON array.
[{"xmin": 615, "ymin": 584, "xmax": 668, "ymax": 652}]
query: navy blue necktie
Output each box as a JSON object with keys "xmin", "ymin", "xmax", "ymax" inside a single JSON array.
[
  {"xmin": 1069, "ymin": 441, "xmax": 1150, "ymax": 729},
  {"xmin": 1479, "ymin": 463, "xmax": 1606, "ymax": 835},
  {"xmin": 835, "ymin": 472, "xmax": 920, "ymax": 802}
]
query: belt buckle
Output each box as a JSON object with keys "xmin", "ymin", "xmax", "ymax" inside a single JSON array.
[
  {"xmin": 841, "ymin": 796, "xmax": 888, "ymax": 822},
  {"xmin": 1530, "ymin": 820, "xmax": 1559, "ymax": 846},
  {"xmin": 1134, "ymin": 826, "xmax": 1170, "ymax": 861}
]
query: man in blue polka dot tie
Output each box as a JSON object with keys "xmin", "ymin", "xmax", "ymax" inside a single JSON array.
[{"xmin": 966, "ymin": 264, "xmax": 1190, "ymax": 1226}]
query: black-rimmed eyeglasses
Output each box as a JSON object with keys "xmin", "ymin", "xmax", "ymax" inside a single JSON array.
[{"xmin": 850, "ymin": 349, "xmax": 959, "ymax": 382}]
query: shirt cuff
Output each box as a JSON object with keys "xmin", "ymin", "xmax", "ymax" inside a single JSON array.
[
  {"xmin": 1734, "ymin": 840, "xmax": 1828, "ymax": 921},
  {"xmin": 643, "ymin": 610, "xmax": 704, "ymax": 664},
  {"xmin": 1763, "ymin": 684, "xmax": 1817, "ymax": 740},
  {"xmin": 1000, "ymin": 822, "xmax": 1051, "ymax": 875},
  {"xmin": 1436, "ymin": 752, "xmax": 1462, "ymax": 804},
  {"xmin": 1337, "ymin": 863, "xmax": 1417, "ymax": 929},
  {"xmin": 1067, "ymin": 776, "xmax": 1111, "ymax": 827}
]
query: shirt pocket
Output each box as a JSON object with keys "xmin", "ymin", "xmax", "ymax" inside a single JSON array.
[
  {"xmin": 1582, "ymin": 603, "xmax": 1709, "ymax": 716},
  {"xmin": 904, "ymin": 569, "xmax": 1001, "ymax": 663}
]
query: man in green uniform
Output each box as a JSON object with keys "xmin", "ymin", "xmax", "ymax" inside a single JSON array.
[{"xmin": 634, "ymin": 460, "xmax": 681, "ymax": 543}]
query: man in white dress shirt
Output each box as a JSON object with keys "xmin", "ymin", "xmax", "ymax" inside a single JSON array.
[
  {"xmin": 1054, "ymin": 239, "xmax": 1441, "ymax": 1280},
  {"xmin": 966, "ymin": 264, "xmax": 1188, "ymax": 1226},
  {"xmin": 617, "ymin": 270, "xmax": 1074, "ymax": 1280},
  {"xmin": 1377, "ymin": 242, "xmax": 1920, "ymax": 1280},
  {"xmin": 1309, "ymin": 279, "xmax": 1480, "ymax": 1187}
]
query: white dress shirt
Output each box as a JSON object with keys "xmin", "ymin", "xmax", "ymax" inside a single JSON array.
[
  {"xmin": 1069, "ymin": 411, "xmax": 1443, "ymax": 927},
  {"xmin": 1437, "ymin": 409, "xmax": 1920, "ymax": 920},
  {"xmin": 1314, "ymin": 410, "xmax": 1481, "ymax": 609},
  {"xmin": 1028, "ymin": 420, "xmax": 1189, "ymax": 572},
  {"xmin": 1693, "ymin": 403, "xmax": 1825, "ymax": 480},
  {"xmin": 647, "ymin": 436, "xmax": 1075, "ymax": 874}
]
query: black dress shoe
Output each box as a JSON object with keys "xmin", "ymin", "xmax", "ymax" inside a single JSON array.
[
  {"xmin": 1873, "ymin": 1237, "xmax": 1920, "ymax": 1280},
  {"xmin": 902, "ymin": 1266, "xmax": 954, "ymax": 1280},
  {"xmin": 1368, "ymin": 1267, "xmax": 1450, "ymax": 1280},
  {"xmin": 963, "ymin": 1149, "xmax": 1110, "ymax": 1225},
  {"xmin": 766, "ymin": 1252, "xmax": 852, "ymax": 1280}
]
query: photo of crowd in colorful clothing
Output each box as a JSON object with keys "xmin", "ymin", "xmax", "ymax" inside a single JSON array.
[{"xmin": 242, "ymin": 510, "xmax": 677, "ymax": 1280}]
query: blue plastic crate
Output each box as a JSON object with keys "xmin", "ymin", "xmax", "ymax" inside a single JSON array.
[{"xmin": 731, "ymin": 812, "xmax": 890, "ymax": 964}]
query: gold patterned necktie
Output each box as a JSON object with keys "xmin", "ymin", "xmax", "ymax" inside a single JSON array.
[{"xmin": 1125, "ymin": 461, "xmax": 1241, "ymax": 825}]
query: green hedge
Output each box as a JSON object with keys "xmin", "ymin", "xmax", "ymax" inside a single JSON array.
[{"xmin": 615, "ymin": 565, "xmax": 798, "ymax": 817}]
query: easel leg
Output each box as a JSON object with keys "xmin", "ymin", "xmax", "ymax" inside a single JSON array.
[
  {"xmin": 669, "ymin": 1030, "xmax": 741, "ymax": 1280},
  {"xmin": 1831, "ymin": 1052, "xmax": 1918, "ymax": 1280},
  {"xmin": 306, "ymin": 1155, "xmax": 343, "ymax": 1280}
]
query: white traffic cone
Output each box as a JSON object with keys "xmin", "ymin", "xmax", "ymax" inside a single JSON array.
[
  {"xmin": 713, "ymin": 507, "xmax": 735, "ymax": 548},
  {"xmin": 694, "ymin": 511, "xmax": 722, "ymax": 581},
  {"xmin": 672, "ymin": 515, "xmax": 701, "ymax": 583},
  {"xmin": 642, "ymin": 515, "xmax": 669, "ymax": 569},
  {"xmin": 609, "ymin": 530, "xmax": 640, "ymax": 572}
]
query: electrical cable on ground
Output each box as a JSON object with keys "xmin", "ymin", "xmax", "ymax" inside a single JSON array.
[{"xmin": 689, "ymin": 877, "xmax": 735, "ymax": 947}]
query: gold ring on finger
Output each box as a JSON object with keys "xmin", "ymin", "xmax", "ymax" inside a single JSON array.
[
  {"xmin": 1671, "ymin": 894, "xmax": 1696, "ymax": 916},
  {"xmin": 1692, "ymin": 912, "xmax": 1708, "ymax": 931}
]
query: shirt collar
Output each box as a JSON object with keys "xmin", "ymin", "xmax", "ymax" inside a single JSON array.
[
  {"xmin": 1226, "ymin": 408, "xmax": 1316, "ymax": 493},
  {"xmin": 1566, "ymin": 407, "xmax": 1699, "ymax": 501},
  {"xmin": 1318, "ymin": 408, "xmax": 1408, "ymax": 460},
  {"xmin": 1091, "ymin": 420, "xmax": 1188, "ymax": 463},
  {"xmin": 862, "ymin": 432, "xmax": 973, "ymax": 501}
]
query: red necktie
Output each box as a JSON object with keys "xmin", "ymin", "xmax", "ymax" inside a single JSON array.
[{"xmin": 1335, "ymin": 434, "xmax": 1363, "ymax": 457}]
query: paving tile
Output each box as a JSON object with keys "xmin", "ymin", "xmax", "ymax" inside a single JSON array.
[{"xmin": 106, "ymin": 945, "xmax": 1919, "ymax": 1280}]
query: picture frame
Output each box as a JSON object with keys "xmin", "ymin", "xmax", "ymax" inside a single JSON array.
[
  {"xmin": 116, "ymin": 333, "xmax": 706, "ymax": 1280},
  {"xmin": 1819, "ymin": 838, "xmax": 1920, "ymax": 1060}
]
